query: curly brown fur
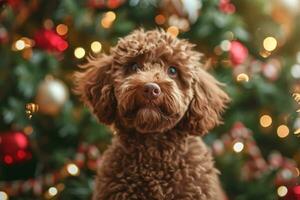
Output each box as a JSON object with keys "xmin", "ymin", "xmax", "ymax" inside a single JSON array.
[{"xmin": 74, "ymin": 29, "xmax": 230, "ymax": 200}]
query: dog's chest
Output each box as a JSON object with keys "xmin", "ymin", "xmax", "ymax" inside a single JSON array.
[
  {"xmin": 116, "ymin": 142, "xmax": 211, "ymax": 200},
  {"xmin": 97, "ymin": 136, "xmax": 218, "ymax": 200},
  {"xmin": 119, "ymin": 152, "xmax": 185, "ymax": 199}
]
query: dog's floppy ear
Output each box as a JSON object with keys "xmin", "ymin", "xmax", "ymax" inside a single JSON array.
[
  {"xmin": 73, "ymin": 54, "xmax": 116, "ymax": 125},
  {"xmin": 183, "ymin": 66, "xmax": 230, "ymax": 136}
]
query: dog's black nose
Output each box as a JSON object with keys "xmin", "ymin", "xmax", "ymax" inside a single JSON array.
[{"xmin": 143, "ymin": 82, "xmax": 161, "ymax": 99}]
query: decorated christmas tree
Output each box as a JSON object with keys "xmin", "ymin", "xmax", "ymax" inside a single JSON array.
[{"xmin": 0, "ymin": 0, "xmax": 300, "ymax": 199}]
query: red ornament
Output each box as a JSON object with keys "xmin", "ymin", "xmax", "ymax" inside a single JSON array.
[
  {"xmin": 229, "ymin": 41, "xmax": 249, "ymax": 66},
  {"xmin": 219, "ymin": 0, "xmax": 236, "ymax": 14},
  {"xmin": 0, "ymin": 0, "xmax": 21, "ymax": 8},
  {"xmin": 87, "ymin": 0, "xmax": 125, "ymax": 9},
  {"xmin": 283, "ymin": 185, "xmax": 300, "ymax": 200},
  {"xmin": 0, "ymin": 131, "xmax": 32, "ymax": 165},
  {"xmin": 34, "ymin": 29, "xmax": 68, "ymax": 52}
]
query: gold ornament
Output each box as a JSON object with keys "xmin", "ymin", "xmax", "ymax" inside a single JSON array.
[
  {"xmin": 236, "ymin": 73, "xmax": 249, "ymax": 82},
  {"xmin": 293, "ymin": 93, "xmax": 300, "ymax": 103},
  {"xmin": 36, "ymin": 76, "xmax": 69, "ymax": 116},
  {"xmin": 25, "ymin": 103, "xmax": 39, "ymax": 119}
]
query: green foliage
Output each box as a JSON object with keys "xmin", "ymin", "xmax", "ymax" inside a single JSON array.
[{"xmin": 0, "ymin": 0, "xmax": 299, "ymax": 199}]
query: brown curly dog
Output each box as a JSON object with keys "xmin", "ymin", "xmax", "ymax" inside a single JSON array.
[{"xmin": 74, "ymin": 29, "xmax": 230, "ymax": 200}]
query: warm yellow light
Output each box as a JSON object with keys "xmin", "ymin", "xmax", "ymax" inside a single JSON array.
[
  {"xmin": 277, "ymin": 185, "xmax": 288, "ymax": 197},
  {"xmin": 48, "ymin": 187, "xmax": 58, "ymax": 197},
  {"xmin": 101, "ymin": 11, "xmax": 116, "ymax": 29},
  {"xmin": 167, "ymin": 26, "xmax": 179, "ymax": 37},
  {"xmin": 233, "ymin": 142, "xmax": 244, "ymax": 153},
  {"xmin": 155, "ymin": 14, "xmax": 166, "ymax": 25},
  {"xmin": 263, "ymin": 37, "xmax": 277, "ymax": 52},
  {"xmin": 0, "ymin": 191, "xmax": 8, "ymax": 200},
  {"xmin": 260, "ymin": 115, "xmax": 272, "ymax": 128},
  {"xmin": 15, "ymin": 39, "xmax": 25, "ymax": 50},
  {"xmin": 67, "ymin": 163, "xmax": 79, "ymax": 176},
  {"xmin": 236, "ymin": 73, "xmax": 249, "ymax": 82},
  {"xmin": 105, "ymin": 11, "xmax": 116, "ymax": 21},
  {"xmin": 277, "ymin": 125, "xmax": 289, "ymax": 138},
  {"xmin": 101, "ymin": 19, "xmax": 112, "ymax": 28},
  {"xmin": 74, "ymin": 47, "xmax": 85, "ymax": 59},
  {"xmin": 56, "ymin": 24, "xmax": 68, "ymax": 36},
  {"xmin": 91, "ymin": 41, "xmax": 102, "ymax": 53}
]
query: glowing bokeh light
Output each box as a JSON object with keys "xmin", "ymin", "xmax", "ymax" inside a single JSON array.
[
  {"xmin": 101, "ymin": 11, "xmax": 116, "ymax": 29},
  {"xmin": 277, "ymin": 125, "xmax": 289, "ymax": 138},
  {"xmin": 0, "ymin": 191, "xmax": 8, "ymax": 200},
  {"xmin": 74, "ymin": 47, "xmax": 85, "ymax": 59},
  {"xmin": 167, "ymin": 26, "xmax": 179, "ymax": 37},
  {"xmin": 91, "ymin": 41, "xmax": 102, "ymax": 53},
  {"xmin": 66, "ymin": 163, "xmax": 80, "ymax": 176},
  {"xmin": 48, "ymin": 187, "xmax": 58, "ymax": 197},
  {"xmin": 56, "ymin": 24, "xmax": 68, "ymax": 36},
  {"xmin": 15, "ymin": 39, "xmax": 25, "ymax": 51},
  {"xmin": 233, "ymin": 142, "xmax": 244, "ymax": 153},
  {"xmin": 105, "ymin": 11, "xmax": 116, "ymax": 21},
  {"xmin": 263, "ymin": 37, "xmax": 277, "ymax": 52},
  {"xmin": 260, "ymin": 115, "xmax": 272, "ymax": 128},
  {"xmin": 236, "ymin": 73, "xmax": 249, "ymax": 82},
  {"xmin": 277, "ymin": 185, "xmax": 288, "ymax": 197}
]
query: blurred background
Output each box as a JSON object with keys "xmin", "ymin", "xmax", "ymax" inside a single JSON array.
[{"xmin": 0, "ymin": 0, "xmax": 300, "ymax": 199}]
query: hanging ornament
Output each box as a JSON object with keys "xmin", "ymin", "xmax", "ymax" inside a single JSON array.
[
  {"xmin": 284, "ymin": 185, "xmax": 300, "ymax": 200},
  {"xmin": 25, "ymin": 103, "xmax": 39, "ymax": 119},
  {"xmin": 219, "ymin": 0, "xmax": 236, "ymax": 14},
  {"xmin": 0, "ymin": 131, "xmax": 32, "ymax": 165},
  {"xmin": 229, "ymin": 41, "xmax": 249, "ymax": 66},
  {"xmin": 34, "ymin": 29, "xmax": 68, "ymax": 52},
  {"xmin": 35, "ymin": 76, "xmax": 69, "ymax": 116},
  {"xmin": 87, "ymin": 0, "xmax": 125, "ymax": 9}
]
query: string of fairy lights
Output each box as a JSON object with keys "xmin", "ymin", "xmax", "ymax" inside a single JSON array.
[
  {"xmin": 213, "ymin": 122, "xmax": 299, "ymax": 198},
  {"xmin": 0, "ymin": 141, "xmax": 101, "ymax": 199}
]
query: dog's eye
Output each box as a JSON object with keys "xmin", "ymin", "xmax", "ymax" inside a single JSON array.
[
  {"xmin": 130, "ymin": 62, "xmax": 139, "ymax": 72},
  {"xmin": 167, "ymin": 66, "xmax": 178, "ymax": 77}
]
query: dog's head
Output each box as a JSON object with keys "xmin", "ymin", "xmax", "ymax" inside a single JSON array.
[{"xmin": 74, "ymin": 29, "xmax": 229, "ymax": 135}]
